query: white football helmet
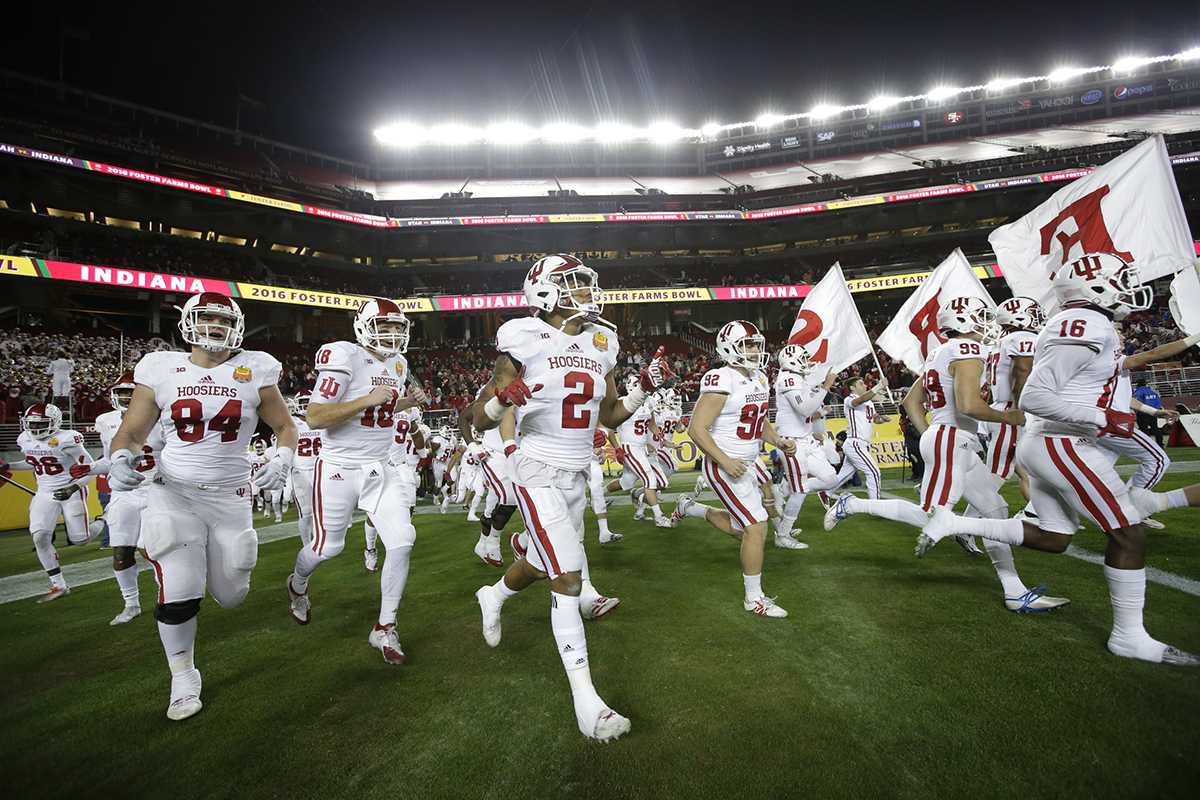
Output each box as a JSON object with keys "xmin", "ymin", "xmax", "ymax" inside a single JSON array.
[
  {"xmin": 1051, "ymin": 252, "xmax": 1152, "ymax": 322},
  {"xmin": 716, "ymin": 321, "xmax": 767, "ymax": 370},
  {"xmin": 354, "ymin": 299, "xmax": 411, "ymax": 357},
  {"xmin": 21, "ymin": 403, "xmax": 62, "ymax": 440},
  {"xmin": 293, "ymin": 389, "xmax": 311, "ymax": 414},
  {"xmin": 177, "ymin": 292, "xmax": 245, "ymax": 352},
  {"xmin": 778, "ymin": 343, "xmax": 814, "ymax": 375},
  {"xmin": 937, "ymin": 297, "xmax": 998, "ymax": 345},
  {"xmin": 522, "ymin": 254, "xmax": 609, "ymax": 328},
  {"xmin": 110, "ymin": 372, "xmax": 137, "ymax": 412},
  {"xmin": 996, "ymin": 296, "xmax": 1046, "ymax": 332},
  {"xmin": 253, "ymin": 439, "xmax": 266, "ymax": 456},
  {"xmin": 438, "ymin": 424, "xmax": 454, "ymax": 440}
]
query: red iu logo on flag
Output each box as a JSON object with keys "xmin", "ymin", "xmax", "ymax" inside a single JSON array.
[{"xmin": 1038, "ymin": 186, "xmax": 1133, "ymax": 265}]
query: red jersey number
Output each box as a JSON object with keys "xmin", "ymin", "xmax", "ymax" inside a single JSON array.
[
  {"xmin": 562, "ymin": 371, "xmax": 594, "ymax": 429},
  {"xmin": 736, "ymin": 402, "xmax": 770, "ymax": 440},
  {"xmin": 170, "ymin": 399, "xmax": 243, "ymax": 443}
]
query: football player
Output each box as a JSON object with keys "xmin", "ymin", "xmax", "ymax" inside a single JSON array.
[
  {"xmin": 615, "ymin": 375, "xmax": 672, "ymax": 526},
  {"xmin": 985, "ymin": 297, "xmax": 1044, "ymax": 504},
  {"xmin": 829, "ymin": 375, "xmax": 891, "ymax": 499},
  {"xmin": 289, "ymin": 390, "xmax": 321, "ymax": 549}
]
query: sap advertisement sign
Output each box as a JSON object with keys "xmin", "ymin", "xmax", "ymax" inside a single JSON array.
[{"xmin": 1081, "ymin": 89, "xmax": 1103, "ymax": 105}]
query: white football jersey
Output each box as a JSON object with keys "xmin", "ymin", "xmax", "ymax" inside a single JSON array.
[
  {"xmin": 773, "ymin": 370, "xmax": 821, "ymax": 438},
  {"xmin": 843, "ymin": 395, "xmax": 876, "ymax": 441},
  {"xmin": 17, "ymin": 429, "xmax": 91, "ymax": 492},
  {"xmin": 1111, "ymin": 370, "xmax": 1133, "ymax": 414},
  {"xmin": 1026, "ymin": 307, "xmax": 1122, "ymax": 438},
  {"xmin": 292, "ymin": 414, "xmax": 321, "ymax": 472},
  {"xmin": 432, "ymin": 434, "xmax": 455, "ymax": 464},
  {"xmin": 135, "ymin": 349, "xmax": 282, "ymax": 485},
  {"xmin": 95, "ymin": 408, "xmax": 162, "ymax": 486},
  {"xmin": 653, "ymin": 406, "xmax": 681, "ymax": 451},
  {"xmin": 389, "ymin": 407, "xmax": 422, "ymax": 467},
  {"xmin": 496, "ymin": 316, "xmax": 620, "ymax": 471},
  {"xmin": 249, "ymin": 453, "xmax": 269, "ymax": 480},
  {"xmin": 986, "ymin": 330, "xmax": 1037, "ymax": 406},
  {"xmin": 698, "ymin": 366, "xmax": 771, "ymax": 461},
  {"xmin": 310, "ymin": 341, "xmax": 407, "ymax": 465},
  {"xmin": 617, "ymin": 402, "xmax": 654, "ymax": 449},
  {"xmin": 923, "ymin": 339, "xmax": 988, "ymax": 431}
]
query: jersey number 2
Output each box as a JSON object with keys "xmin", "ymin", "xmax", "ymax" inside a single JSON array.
[{"xmin": 562, "ymin": 371, "xmax": 594, "ymax": 429}]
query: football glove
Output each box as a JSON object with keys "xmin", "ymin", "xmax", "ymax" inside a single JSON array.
[
  {"xmin": 251, "ymin": 446, "xmax": 294, "ymax": 492},
  {"xmin": 108, "ymin": 450, "xmax": 147, "ymax": 493},
  {"xmin": 466, "ymin": 441, "xmax": 486, "ymax": 458},
  {"xmin": 638, "ymin": 346, "xmax": 677, "ymax": 391},
  {"xmin": 592, "ymin": 429, "xmax": 608, "ymax": 448}
]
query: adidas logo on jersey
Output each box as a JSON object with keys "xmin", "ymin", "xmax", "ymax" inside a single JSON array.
[
  {"xmin": 567, "ymin": 344, "xmax": 582, "ymax": 352},
  {"xmin": 368, "ymin": 470, "xmax": 379, "ymax": 477},
  {"xmin": 200, "ymin": 375, "xmax": 215, "ymax": 383},
  {"xmin": 329, "ymin": 473, "xmax": 344, "ymax": 481}
]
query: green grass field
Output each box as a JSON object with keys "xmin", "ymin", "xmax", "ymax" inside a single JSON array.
[{"xmin": 2, "ymin": 458, "xmax": 1200, "ymax": 800}]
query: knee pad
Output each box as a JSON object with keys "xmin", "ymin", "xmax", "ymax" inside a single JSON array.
[
  {"xmin": 31, "ymin": 529, "xmax": 53, "ymax": 547},
  {"xmin": 155, "ymin": 597, "xmax": 202, "ymax": 624},
  {"xmin": 226, "ymin": 529, "xmax": 258, "ymax": 572},
  {"xmin": 493, "ymin": 504, "xmax": 517, "ymax": 526},
  {"xmin": 141, "ymin": 513, "xmax": 180, "ymax": 561},
  {"xmin": 399, "ymin": 524, "xmax": 416, "ymax": 548}
]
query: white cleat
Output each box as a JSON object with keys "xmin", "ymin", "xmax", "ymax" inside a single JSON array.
[
  {"xmin": 510, "ymin": 531, "xmax": 527, "ymax": 560},
  {"xmin": 952, "ymin": 534, "xmax": 985, "ymax": 557},
  {"xmin": 287, "ymin": 575, "xmax": 311, "ymax": 625},
  {"xmin": 1141, "ymin": 516, "xmax": 1165, "ymax": 530},
  {"xmin": 474, "ymin": 539, "xmax": 503, "ymax": 567},
  {"xmin": 1005, "ymin": 584, "xmax": 1070, "ymax": 613},
  {"xmin": 476, "ymin": 586, "xmax": 502, "ymax": 647},
  {"xmin": 582, "ymin": 594, "xmax": 620, "ymax": 620},
  {"xmin": 1129, "ymin": 487, "xmax": 1171, "ymax": 519},
  {"xmin": 586, "ymin": 709, "xmax": 632, "ymax": 743},
  {"xmin": 166, "ymin": 667, "xmax": 203, "ymax": 721},
  {"xmin": 37, "ymin": 585, "xmax": 70, "ymax": 603},
  {"xmin": 744, "ymin": 595, "xmax": 788, "ymax": 618},
  {"xmin": 467, "ymin": 512, "xmax": 481, "ymax": 522},
  {"xmin": 823, "ymin": 494, "xmax": 852, "ymax": 531},
  {"xmin": 440, "ymin": 496, "xmax": 450, "ymax": 514},
  {"xmin": 599, "ymin": 532, "xmax": 623, "ymax": 544},
  {"xmin": 109, "ymin": 604, "xmax": 142, "ymax": 625},
  {"xmin": 670, "ymin": 494, "xmax": 694, "ymax": 526},
  {"xmin": 654, "ymin": 517, "xmax": 674, "ymax": 529},
  {"xmin": 774, "ymin": 533, "xmax": 809, "ymax": 550},
  {"xmin": 368, "ymin": 623, "xmax": 406, "ymax": 665},
  {"xmin": 275, "ymin": 514, "xmax": 283, "ymax": 523},
  {"xmin": 364, "ymin": 548, "xmax": 379, "ymax": 574},
  {"xmin": 917, "ymin": 506, "xmax": 955, "ymax": 558},
  {"xmin": 1109, "ymin": 636, "xmax": 1200, "ymax": 666}
]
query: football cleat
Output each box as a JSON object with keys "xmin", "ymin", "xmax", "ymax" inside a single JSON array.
[
  {"xmin": 632, "ymin": 509, "xmax": 647, "ymax": 521},
  {"xmin": 1005, "ymin": 584, "xmax": 1070, "ymax": 613},
  {"xmin": 1161, "ymin": 646, "xmax": 1200, "ymax": 666},
  {"xmin": 110, "ymin": 604, "xmax": 142, "ymax": 625},
  {"xmin": 775, "ymin": 533, "xmax": 809, "ymax": 550},
  {"xmin": 439, "ymin": 496, "xmax": 449, "ymax": 514},
  {"xmin": 1109, "ymin": 636, "xmax": 1200, "ymax": 665},
  {"xmin": 587, "ymin": 709, "xmax": 631, "ymax": 743},
  {"xmin": 37, "ymin": 585, "xmax": 70, "ymax": 603},
  {"xmin": 275, "ymin": 514, "xmax": 283, "ymax": 523},
  {"xmin": 823, "ymin": 495, "xmax": 851, "ymax": 531},
  {"xmin": 510, "ymin": 530, "xmax": 527, "ymax": 560},
  {"xmin": 952, "ymin": 534, "xmax": 985, "ymax": 557},
  {"xmin": 582, "ymin": 594, "xmax": 620, "ymax": 620},
  {"xmin": 476, "ymin": 586, "xmax": 502, "ymax": 647},
  {"xmin": 917, "ymin": 506, "xmax": 955, "ymax": 558},
  {"xmin": 368, "ymin": 623, "xmax": 406, "ymax": 665},
  {"xmin": 744, "ymin": 595, "xmax": 788, "ymax": 618},
  {"xmin": 1141, "ymin": 517, "xmax": 1165, "ymax": 530},
  {"xmin": 287, "ymin": 575, "xmax": 311, "ymax": 625},
  {"xmin": 364, "ymin": 548, "xmax": 379, "ymax": 574},
  {"xmin": 670, "ymin": 494, "xmax": 694, "ymax": 526},
  {"xmin": 474, "ymin": 538, "xmax": 503, "ymax": 567},
  {"xmin": 599, "ymin": 532, "xmax": 623, "ymax": 544},
  {"xmin": 467, "ymin": 512, "xmax": 481, "ymax": 522},
  {"xmin": 654, "ymin": 516, "xmax": 674, "ymax": 529},
  {"xmin": 1129, "ymin": 487, "xmax": 1171, "ymax": 518},
  {"xmin": 166, "ymin": 667, "xmax": 203, "ymax": 721}
]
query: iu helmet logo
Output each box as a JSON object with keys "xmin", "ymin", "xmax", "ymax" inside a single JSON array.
[
  {"xmin": 1073, "ymin": 255, "xmax": 1105, "ymax": 281},
  {"xmin": 949, "ymin": 297, "xmax": 971, "ymax": 312}
]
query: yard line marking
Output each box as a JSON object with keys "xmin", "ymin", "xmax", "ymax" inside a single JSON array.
[{"xmin": 1065, "ymin": 545, "xmax": 1200, "ymax": 597}]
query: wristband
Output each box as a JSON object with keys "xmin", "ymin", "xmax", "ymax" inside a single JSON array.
[
  {"xmin": 275, "ymin": 446, "xmax": 295, "ymax": 470},
  {"xmin": 503, "ymin": 439, "xmax": 517, "ymax": 457},
  {"xmin": 1184, "ymin": 333, "xmax": 1200, "ymax": 347},
  {"xmin": 111, "ymin": 448, "xmax": 134, "ymax": 463},
  {"xmin": 484, "ymin": 396, "xmax": 507, "ymax": 422},
  {"xmin": 622, "ymin": 385, "xmax": 648, "ymax": 414}
]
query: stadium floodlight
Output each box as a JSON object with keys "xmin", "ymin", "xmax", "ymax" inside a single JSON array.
[
  {"xmin": 374, "ymin": 124, "xmax": 427, "ymax": 146},
  {"xmin": 1113, "ymin": 56, "xmax": 1151, "ymax": 73},
  {"xmin": 868, "ymin": 96, "xmax": 900, "ymax": 111},
  {"xmin": 485, "ymin": 123, "xmax": 537, "ymax": 144},
  {"xmin": 755, "ymin": 113, "xmax": 785, "ymax": 128},
  {"xmin": 541, "ymin": 123, "xmax": 589, "ymax": 142},
  {"xmin": 987, "ymin": 78, "xmax": 1021, "ymax": 92},
  {"xmin": 926, "ymin": 86, "xmax": 958, "ymax": 102},
  {"xmin": 700, "ymin": 122, "xmax": 723, "ymax": 137},
  {"xmin": 646, "ymin": 123, "xmax": 687, "ymax": 143},
  {"xmin": 1048, "ymin": 66, "xmax": 1091, "ymax": 82},
  {"xmin": 429, "ymin": 125, "xmax": 482, "ymax": 144},
  {"xmin": 594, "ymin": 123, "xmax": 639, "ymax": 142},
  {"xmin": 809, "ymin": 105, "xmax": 840, "ymax": 119},
  {"xmin": 1180, "ymin": 47, "xmax": 1200, "ymax": 61}
]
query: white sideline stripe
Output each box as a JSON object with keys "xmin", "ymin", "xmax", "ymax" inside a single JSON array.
[{"xmin": 1065, "ymin": 545, "xmax": 1200, "ymax": 597}]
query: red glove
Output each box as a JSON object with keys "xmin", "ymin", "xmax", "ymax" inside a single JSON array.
[
  {"xmin": 504, "ymin": 443, "xmax": 518, "ymax": 457},
  {"xmin": 614, "ymin": 450, "xmax": 625, "ymax": 465},
  {"xmin": 1100, "ymin": 409, "xmax": 1137, "ymax": 439},
  {"xmin": 592, "ymin": 429, "xmax": 607, "ymax": 448},
  {"xmin": 680, "ymin": 416, "xmax": 690, "ymax": 428},
  {"xmin": 496, "ymin": 366, "xmax": 543, "ymax": 408},
  {"xmin": 69, "ymin": 463, "xmax": 92, "ymax": 480}
]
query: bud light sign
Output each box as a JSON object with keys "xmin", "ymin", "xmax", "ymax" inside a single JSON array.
[{"xmin": 1081, "ymin": 89, "xmax": 1103, "ymax": 105}]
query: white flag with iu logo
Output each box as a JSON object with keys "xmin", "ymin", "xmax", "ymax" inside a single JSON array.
[
  {"xmin": 786, "ymin": 263, "xmax": 873, "ymax": 381},
  {"xmin": 989, "ymin": 135, "xmax": 1194, "ymax": 311},
  {"xmin": 875, "ymin": 249, "xmax": 995, "ymax": 375}
]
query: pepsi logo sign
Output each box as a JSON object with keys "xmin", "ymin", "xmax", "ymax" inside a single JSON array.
[{"xmin": 1081, "ymin": 89, "xmax": 1103, "ymax": 105}]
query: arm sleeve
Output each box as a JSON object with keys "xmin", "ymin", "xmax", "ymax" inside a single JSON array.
[
  {"xmin": 1018, "ymin": 344, "xmax": 1108, "ymax": 428},
  {"xmin": 789, "ymin": 387, "xmax": 825, "ymax": 418}
]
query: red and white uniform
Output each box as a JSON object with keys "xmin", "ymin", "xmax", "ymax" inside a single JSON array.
[
  {"xmin": 773, "ymin": 370, "xmax": 838, "ymax": 494},
  {"xmin": 134, "ymin": 349, "xmax": 281, "ymax": 606},
  {"xmin": 308, "ymin": 341, "xmax": 413, "ymax": 558},
  {"xmin": 1016, "ymin": 306, "xmax": 1140, "ymax": 534},
  {"xmin": 697, "ymin": 366, "xmax": 771, "ymax": 530},
  {"xmin": 291, "ymin": 414, "xmax": 321, "ymax": 520},
  {"xmin": 985, "ymin": 329, "xmax": 1036, "ymax": 478},
  {"xmin": 478, "ymin": 405, "xmax": 515, "ymax": 507},
  {"xmin": 499, "ymin": 316, "xmax": 619, "ymax": 579},
  {"xmin": 835, "ymin": 393, "xmax": 882, "ymax": 499},
  {"xmin": 1097, "ymin": 370, "xmax": 1170, "ymax": 490},
  {"xmin": 18, "ymin": 428, "xmax": 93, "ymax": 542},
  {"xmin": 652, "ymin": 399, "xmax": 681, "ymax": 480},
  {"xmin": 430, "ymin": 433, "xmax": 455, "ymax": 486},
  {"xmin": 388, "ymin": 408, "xmax": 422, "ymax": 468},
  {"xmin": 617, "ymin": 402, "xmax": 664, "ymax": 491},
  {"xmin": 918, "ymin": 339, "xmax": 1007, "ymax": 515},
  {"xmin": 95, "ymin": 408, "xmax": 163, "ymax": 548}
]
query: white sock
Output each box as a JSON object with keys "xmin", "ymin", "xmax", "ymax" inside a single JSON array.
[
  {"xmin": 949, "ymin": 515, "xmax": 1026, "ymax": 545},
  {"xmin": 159, "ymin": 616, "xmax": 198, "ymax": 671},
  {"xmin": 847, "ymin": 498, "xmax": 928, "ymax": 528},
  {"xmin": 1166, "ymin": 489, "xmax": 1190, "ymax": 509},
  {"xmin": 550, "ymin": 592, "xmax": 604, "ymax": 735},
  {"xmin": 51, "ymin": 572, "xmax": 68, "ymax": 589},
  {"xmin": 298, "ymin": 516, "xmax": 313, "ymax": 549},
  {"xmin": 115, "ymin": 566, "xmax": 140, "ymax": 604},
  {"xmin": 982, "ymin": 539, "xmax": 1027, "ymax": 598},
  {"xmin": 293, "ymin": 548, "xmax": 322, "ymax": 587},
  {"xmin": 743, "ymin": 572, "xmax": 763, "ymax": 600},
  {"xmin": 379, "ymin": 545, "xmax": 412, "ymax": 626},
  {"xmin": 492, "ymin": 576, "xmax": 519, "ymax": 605},
  {"xmin": 649, "ymin": 503, "xmax": 665, "ymax": 521},
  {"xmin": 1105, "ymin": 565, "xmax": 1149, "ymax": 644},
  {"xmin": 686, "ymin": 502, "xmax": 710, "ymax": 520},
  {"xmin": 364, "ymin": 522, "xmax": 378, "ymax": 550},
  {"xmin": 598, "ymin": 517, "xmax": 612, "ymax": 537}
]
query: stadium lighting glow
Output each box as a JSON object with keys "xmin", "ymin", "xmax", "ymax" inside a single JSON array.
[
  {"xmin": 646, "ymin": 123, "xmax": 687, "ymax": 143},
  {"xmin": 926, "ymin": 87, "xmax": 958, "ymax": 101},
  {"xmin": 430, "ymin": 125, "xmax": 482, "ymax": 144},
  {"xmin": 374, "ymin": 124, "xmax": 427, "ymax": 146},
  {"xmin": 868, "ymin": 96, "xmax": 900, "ymax": 111},
  {"xmin": 809, "ymin": 105, "xmax": 840, "ymax": 119},
  {"xmin": 987, "ymin": 78, "xmax": 1021, "ymax": 92},
  {"xmin": 542, "ymin": 123, "xmax": 589, "ymax": 142},
  {"xmin": 1180, "ymin": 48, "xmax": 1200, "ymax": 61},
  {"xmin": 485, "ymin": 123, "xmax": 537, "ymax": 144},
  {"xmin": 1048, "ymin": 66, "xmax": 1093, "ymax": 82},
  {"xmin": 594, "ymin": 123, "xmax": 640, "ymax": 142},
  {"xmin": 700, "ymin": 123, "xmax": 722, "ymax": 137},
  {"xmin": 755, "ymin": 113, "xmax": 785, "ymax": 127},
  {"xmin": 1113, "ymin": 56, "xmax": 1151, "ymax": 73}
]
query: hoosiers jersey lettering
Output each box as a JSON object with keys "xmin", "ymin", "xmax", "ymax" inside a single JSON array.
[
  {"xmin": 292, "ymin": 414, "xmax": 321, "ymax": 472},
  {"xmin": 986, "ymin": 330, "xmax": 1037, "ymax": 406},
  {"xmin": 1025, "ymin": 307, "xmax": 1122, "ymax": 439},
  {"xmin": 698, "ymin": 366, "xmax": 771, "ymax": 460},
  {"xmin": 924, "ymin": 339, "xmax": 988, "ymax": 431},
  {"xmin": 495, "ymin": 317, "xmax": 620, "ymax": 471},
  {"xmin": 134, "ymin": 349, "xmax": 282, "ymax": 485},
  {"xmin": 617, "ymin": 402, "xmax": 655, "ymax": 449},
  {"xmin": 311, "ymin": 341, "xmax": 406, "ymax": 465},
  {"xmin": 95, "ymin": 408, "xmax": 162, "ymax": 487},
  {"xmin": 17, "ymin": 429, "xmax": 90, "ymax": 492},
  {"xmin": 388, "ymin": 407, "xmax": 422, "ymax": 467},
  {"xmin": 843, "ymin": 395, "xmax": 876, "ymax": 442}
]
